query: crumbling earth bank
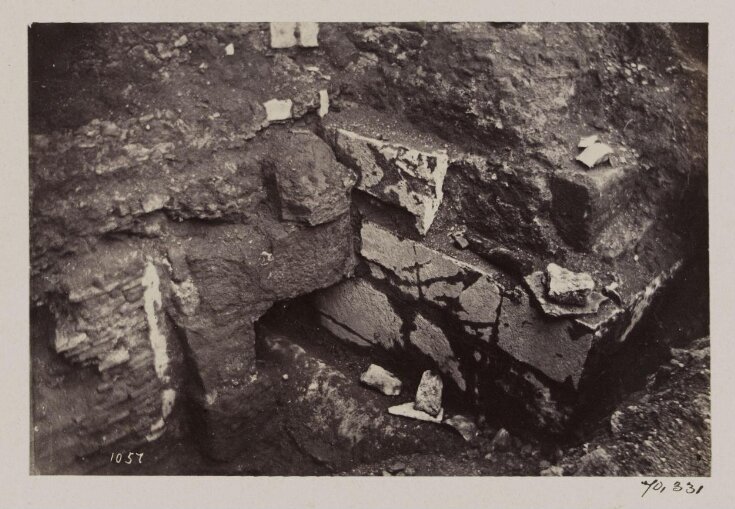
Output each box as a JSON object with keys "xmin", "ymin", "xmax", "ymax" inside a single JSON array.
[{"xmin": 29, "ymin": 22, "xmax": 707, "ymax": 474}]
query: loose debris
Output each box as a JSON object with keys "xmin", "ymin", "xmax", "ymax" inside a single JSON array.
[
  {"xmin": 264, "ymin": 99, "xmax": 293, "ymax": 122},
  {"xmin": 546, "ymin": 263, "xmax": 595, "ymax": 306},
  {"xmin": 578, "ymin": 134, "xmax": 599, "ymax": 148},
  {"xmin": 490, "ymin": 428, "xmax": 511, "ymax": 451},
  {"xmin": 360, "ymin": 364, "xmax": 402, "ymax": 396},
  {"xmin": 525, "ymin": 271, "xmax": 607, "ymax": 318},
  {"xmin": 452, "ymin": 232, "xmax": 470, "ymax": 249},
  {"xmin": 388, "ymin": 401, "xmax": 444, "ymax": 423},
  {"xmin": 444, "ymin": 414, "xmax": 479, "ymax": 442},
  {"xmin": 576, "ymin": 142, "xmax": 614, "ymax": 169},
  {"xmin": 414, "ymin": 370, "xmax": 443, "ymax": 417}
]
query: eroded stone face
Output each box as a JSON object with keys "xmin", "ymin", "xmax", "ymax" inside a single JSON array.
[
  {"xmin": 266, "ymin": 130, "xmax": 357, "ymax": 226},
  {"xmin": 328, "ymin": 128, "xmax": 448, "ymax": 235},
  {"xmin": 314, "ymin": 278, "xmax": 404, "ymax": 351}
]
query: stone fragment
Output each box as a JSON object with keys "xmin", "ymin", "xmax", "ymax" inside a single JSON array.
[
  {"xmin": 298, "ymin": 22, "xmax": 320, "ymax": 47},
  {"xmin": 444, "ymin": 414, "xmax": 479, "ymax": 442},
  {"xmin": 318, "ymin": 89, "xmax": 329, "ymax": 118},
  {"xmin": 329, "ymin": 129, "xmax": 448, "ymax": 235},
  {"xmin": 264, "ymin": 98, "xmax": 293, "ymax": 122},
  {"xmin": 414, "ymin": 370, "xmax": 443, "ymax": 417},
  {"xmin": 173, "ymin": 35, "xmax": 188, "ymax": 47},
  {"xmin": 574, "ymin": 447, "xmax": 620, "ymax": 476},
  {"xmin": 603, "ymin": 281, "xmax": 623, "ymax": 305},
  {"xmin": 387, "ymin": 461, "xmax": 406, "ymax": 474},
  {"xmin": 546, "ymin": 263, "xmax": 595, "ymax": 306},
  {"xmin": 578, "ymin": 134, "xmax": 599, "ymax": 148},
  {"xmin": 576, "ymin": 142, "xmax": 614, "ymax": 169},
  {"xmin": 388, "ymin": 401, "xmax": 443, "ymax": 423},
  {"xmin": 360, "ymin": 364, "xmax": 402, "ymax": 396},
  {"xmin": 491, "ymin": 428, "xmax": 511, "ymax": 451},
  {"xmin": 525, "ymin": 271, "xmax": 606, "ymax": 318},
  {"xmin": 270, "ymin": 22, "xmax": 298, "ymax": 48},
  {"xmin": 609, "ymin": 410, "xmax": 624, "ymax": 436},
  {"xmin": 224, "ymin": 43, "xmax": 234, "ymax": 56},
  {"xmin": 541, "ymin": 465, "xmax": 564, "ymax": 476},
  {"xmin": 267, "ymin": 130, "xmax": 356, "ymax": 225},
  {"xmin": 452, "ymin": 232, "xmax": 469, "ymax": 249}
]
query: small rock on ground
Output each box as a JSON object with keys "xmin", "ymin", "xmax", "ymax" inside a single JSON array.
[
  {"xmin": 360, "ymin": 364, "xmax": 402, "ymax": 396},
  {"xmin": 414, "ymin": 370, "xmax": 443, "ymax": 417},
  {"xmin": 546, "ymin": 263, "xmax": 595, "ymax": 306},
  {"xmin": 444, "ymin": 414, "xmax": 479, "ymax": 442},
  {"xmin": 491, "ymin": 428, "xmax": 511, "ymax": 451}
]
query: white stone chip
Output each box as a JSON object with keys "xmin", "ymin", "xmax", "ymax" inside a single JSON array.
[
  {"xmin": 578, "ymin": 134, "xmax": 599, "ymax": 148},
  {"xmin": 318, "ymin": 89, "xmax": 329, "ymax": 118},
  {"xmin": 224, "ymin": 43, "xmax": 235, "ymax": 56},
  {"xmin": 270, "ymin": 22, "xmax": 298, "ymax": 48},
  {"xmin": 298, "ymin": 22, "xmax": 320, "ymax": 47},
  {"xmin": 576, "ymin": 142, "xmax": 614, "ymax": 169},
  {"xmin": 388, "ymin": 401, "xmax": 444, "ymax": 423},
  {"xmin": 360, "ymin": 364, "xmax": 402, "ymax": 396},
  {"xmin": 264, "ymin": 98, "xmax": 293, "ymax": 122}
]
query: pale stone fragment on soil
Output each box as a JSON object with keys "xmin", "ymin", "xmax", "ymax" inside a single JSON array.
[
  {"xmin": 546, "ymin": 262, "xmax": 595, "ymax": 306},
  {"xmin": 444, "ymin": 414, "xmax": 478, "ymax": 442},
  {"xmin": 264, "ymin": 98, "xmax": 293, "ymax": 122},
  {"xmin": 576, "ymin": 142, "xmax": 614, "ymax": 169},
  {"xmin": 360, "ymin": 364, "xmax": 402, "ymax": 396},
  {"xmin": 318, "ymin": 89, "xmax": 329, "ymax": 117},
  {"xmin": 541, "ymin": 465, "xmax": 564, "ymax": 476},
  {"xmin": 578, "ymin": 134, "xmax": 599, "ymax": 148},
  {"xmin": 298, "ymin": 22, "xmax": 320, "ymax": 47},
  {"xmin": 224, "ymin": 43, "xmax": 235, "ymax": 56},
  {"xmin": 414, "ymin": 370, "xmax": 443, "ymax": 416},
  {"xmin": 174, "ymin": 35, "xmax": 188, "ymax": 47},
  {"xmin": 270, "ymin": 22, "xmax": 298, "ymax": 48},
  {"xmin": 388, "ymin": 401, "xmax": 444, "ymax": 423},
  {"xmin": 411, "ymin": 316, "xmax": 466, "ymax": 391},
  {"xmin": 525, "ymin": 271, "xmax": 606, "ymax": 318}
]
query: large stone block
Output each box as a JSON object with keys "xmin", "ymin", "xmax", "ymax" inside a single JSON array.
[
  {"xmin": 265, "ymin": 130, "xmax": 357, "ymax": 226},
  {"xmin": 327, "ymin": 128, "xmax": 448, "ymax": 235},
  {"xmin": 551, "ymin": 164, "xmax": 640, "ymax": 249}
]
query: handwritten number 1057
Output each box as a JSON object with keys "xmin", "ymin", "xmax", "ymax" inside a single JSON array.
[{"xmin": 110, "ymin": 452, "xmax": 143, "ymax": 464}]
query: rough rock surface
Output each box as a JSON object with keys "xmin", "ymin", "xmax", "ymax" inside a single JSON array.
[{"xmin": 414, "ymin": 370, "xmax": 443, "ymax": 417}]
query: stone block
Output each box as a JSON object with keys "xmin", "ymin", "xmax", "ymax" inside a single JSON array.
[
  {"xmin": 551, "ymin": 164, "xmax": 640, "ymax": 249},
  {"xmin": 360, "ymin": 364, "xmax": 402, "ymax": 396},
  {"xmin": 314, "ymin": 278, "xmax": 404, "ymax": 351},
  {"xmin": 328, "ymin": 128, "xmax": 448, "ymax": 235},
  {"xmin": 270, "ymin": 22, "xmax": 298, "ymax": 48},
  {"xmin": 266, "ymin": 130, "xmax": 357, "ymax": 226}
]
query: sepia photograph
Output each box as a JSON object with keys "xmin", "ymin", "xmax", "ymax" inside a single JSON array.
[{"xmin": 26, "ymin": 20, "xmax": 711, "ymax": 479}]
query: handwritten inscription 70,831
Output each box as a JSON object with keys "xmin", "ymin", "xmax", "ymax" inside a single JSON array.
[{"xmin": 641, "ymin": 479, "xmax": 704, "ymax": 497}]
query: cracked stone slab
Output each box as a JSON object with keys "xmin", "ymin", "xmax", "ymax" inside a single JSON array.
[
  {"xmin": 328, "ymin": 128, "xmax": 448, "ymax": 235},
  {"xmin": 497, "ymin": 290, "xmax": 594, "ymax": 387},
  {"xmin": 360, "ymin": 221, "xmax": 501, "ymax": 325},
  {"xmin": 525, "ymin": 271, "xmax": 607, "ymax": 318}
]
